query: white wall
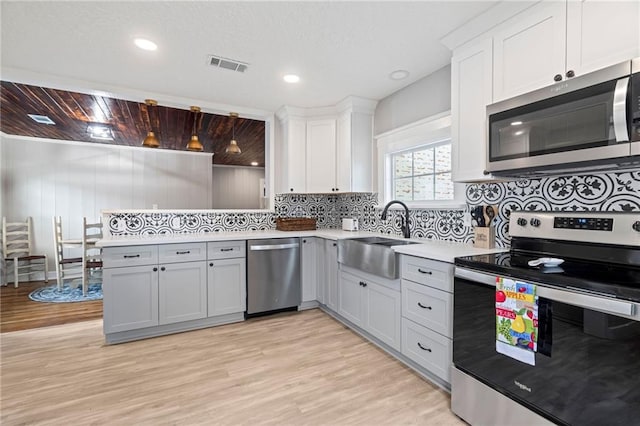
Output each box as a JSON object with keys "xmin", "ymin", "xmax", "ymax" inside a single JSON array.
[
  {"xmin": 1, "ymin": 135, "xmax": 213, "ymax": 276},
  {"xmin": 212, "ymin": 165, "xmax": 264, "ymax": 209},
  {"xmin": 374, "ymin": 65, "xmax": 451, "ymax": 136}
]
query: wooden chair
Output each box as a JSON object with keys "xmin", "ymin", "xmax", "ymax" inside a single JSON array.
[
  {"xmin": 52, "ymin": 216, "xmax": 83, "ymax": 291},
  {"xmin": 81, "ymin": 217, "xmax": 103, "ymax": 295},
  {"xmin": 2, "ymin": 217, "xmax": 48, "ymax": 287}
]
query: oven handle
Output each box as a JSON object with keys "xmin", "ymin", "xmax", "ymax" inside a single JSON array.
[
  {"xmin": 613, "ymin": 76, "xmax": 630, "ymax": 142},
  {"xmin": 454, "ymin": 267, "xmax": 636, "ymax": 317}
]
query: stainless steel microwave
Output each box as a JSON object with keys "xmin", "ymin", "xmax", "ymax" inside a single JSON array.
[{"xmin": 486, "ymin": 58, "xmax": 640, "ymax": 176}]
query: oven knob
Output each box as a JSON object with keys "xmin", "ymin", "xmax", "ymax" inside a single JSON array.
[
  {"xmin": 517, "ymin": 218, "xmax": 527, "ymax": 227},
  {"xmin": 530, "ymin": 218, "xmax": 541, "ymax": 227},
  {"xmin": 633, "ymin": 221, "xmax": 640, "ymax": 232}
]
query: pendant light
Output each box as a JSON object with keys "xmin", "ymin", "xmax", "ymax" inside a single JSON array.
[
  {"xmin": 186, "ymin": 106, "xmax": 204, "ymax": 152},
  {"xmin": 142, "ymin": 99, "xmax": 160, "ymax": 148},
  {"xmin": 225, "ymin": 112, "xmax": 241, "ymax": 154}
]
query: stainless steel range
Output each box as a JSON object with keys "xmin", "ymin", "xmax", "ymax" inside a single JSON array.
[{"xmin": 452, "ymin": 211, "xmax": 640, "ymax": 426}]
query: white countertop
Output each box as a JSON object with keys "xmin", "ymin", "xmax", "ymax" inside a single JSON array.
[{"xmin": 97, "ymin": 229, "xmax": 506, "ymax": 263}]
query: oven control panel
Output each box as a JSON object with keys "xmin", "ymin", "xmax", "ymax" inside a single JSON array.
[
  {"xmin": 553, "ymin": 217, "xmax": 613, "ymax": 231},
  {"xmin": 509, "ymin": 211, "xmax": 640, "ymax": 246}
]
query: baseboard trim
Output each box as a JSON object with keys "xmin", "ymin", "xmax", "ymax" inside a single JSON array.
[{"xmin": 105, "ymin": 312, "xmax": 245, "ymax": 344}]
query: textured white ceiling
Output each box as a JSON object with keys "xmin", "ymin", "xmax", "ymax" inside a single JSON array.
[{"xmin": 1, "ymin": 1, "xmax": 497, "ymax": 112}]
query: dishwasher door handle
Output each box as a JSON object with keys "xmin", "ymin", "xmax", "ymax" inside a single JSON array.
[{"xmin": 250, "ymin": 243, "xmax": 300, "ymax": 251}]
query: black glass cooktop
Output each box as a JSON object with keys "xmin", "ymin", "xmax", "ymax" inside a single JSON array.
[{"xmin": 455, "ymin": 252, "xmax": 640, "ymax": 303}]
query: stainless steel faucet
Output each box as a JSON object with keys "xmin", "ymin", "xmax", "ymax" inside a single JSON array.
[{"xmin": 381, "ymin": 200, "xmax": 411, "ymax": 238}]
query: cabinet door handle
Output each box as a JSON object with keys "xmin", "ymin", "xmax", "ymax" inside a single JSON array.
[
  {"xmin": 417, "ymin": 343, "xmax": 432, "ymax": 352},
  {"xmin": 123, "ymin": 254, "xmax": 140, "ymax": 259},
  {"xmin": 209, "ymin": 262, "xmax": 214, "ymax": 267},
  {"xmin": 220, "ymin": 248, "xmax": 234, "ymax": 252},
  {"xmin": 160, "ymin": 266, "xmax": 166, "ymax": 271},
  {"xmin": 553, "ymin": 74, "xmax": 563, "ymax": 82},
  {"xmin": 332, "ymin": 243, "xmax": 337, "ymax": 247},
  {"xmin": 335, "ymin": 188, "xmax": 339, "ymax": 191},
  {"xmin": 176, "ymin": 251, "xmax": 190, "ymax": 255},
  {"xmin": 303, "ymin": 239, "xmax": 307, "ymax": 243},
  {"xmin": 418, "ymin": 302, "xmax": 432, "ymax": 310},
  {"xmin": 566, "ymin": 70, "xmax": 575, "ymax": 78},
  {"xmin": 417, "ymin": 268, "xmax": 432, "ymax": 275},
  {"xmin": 361, "ymin": 282, "xmax": 367, "ymax": 287},
  {"xmin": 153, "ymin": 267, "xmax": 158, "ymax": 272},
  {"xmin": 290, "ymin": 188, "xmax": 294, "ymax": 192}
]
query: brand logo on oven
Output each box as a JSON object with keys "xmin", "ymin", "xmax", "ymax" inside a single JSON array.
[{"xmin": 514, "ymin": 380, "xmax": 532, "ymax": 393}]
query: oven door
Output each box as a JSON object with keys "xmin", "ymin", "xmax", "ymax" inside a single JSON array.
[{"xmin": 453, "ymin": 268, "xmax": 640, "ymax": 426}]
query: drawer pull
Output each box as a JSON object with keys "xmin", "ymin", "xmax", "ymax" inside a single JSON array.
[
  {"xmin": 417, "ymin": 342, "xmax": 432, "ymax": 352},
  {"xmin": 209, "ymin": 262, "xmax": 214, "ymax": 267},
  {"xmin": 153, "ymin": 267, "xmax": 158, "ymax": 272},
  {"xmin": 359, "ymin": 281, "xmax": 368, "ymax": 287},
  {"xmin": 123, "ymin": 254, "xmax": 140, "ymax": 259},
  {"xmin": 220, "ymin": 248, "xmax": 234, "ymax": 252},
  {"xmin": 417, "ymin": 302, "xmax": 432, "ymax": 310},
  {"xmin": 176, "ymin": 250, "xmax": 191, "ymax": 255},
  {"xmin": 160, "ymin": 267, "xmax": 166, "ymax": 271},
  {"xmin": 417, "ymin": 268, "xmax": 432, "ymax": 275}
]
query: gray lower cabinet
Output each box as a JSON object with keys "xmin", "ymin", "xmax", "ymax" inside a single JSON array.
[
  {"xmin": 103, "ymin": 264, "xmax": 159, "ymax": 333},
  {"xmin": 103, "ymin": 241, "xmax": 246, "ymax": 343},
  {"xmin": 400, "ymin": 254, "xmax": 454, "ymax": 384},
  {"xmin": 207, "ymin": 257, "xmax": 246, "ymax": 316},
  {"xmin": 324, "ymin": 239, "xmax": 339, "ymax": 312},
  {"xmin": 339, "ymin": 268, "xmax": 401, "ymax": 351},
  {"xmin": 158, "ymin": 261, "xmax": 207, "ymax": 325},
  {"xmin": 301, "ymin": 238, "xmax": 318, "ymax": 304},
  {"xmin": 316, "ymin": 238, "xmax": 339, "ymax": 311}
]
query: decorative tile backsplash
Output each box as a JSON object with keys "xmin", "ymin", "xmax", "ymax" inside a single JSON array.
[{"xmin": 106, "ymin": 170, "xmax": 639, "ymax": 248}]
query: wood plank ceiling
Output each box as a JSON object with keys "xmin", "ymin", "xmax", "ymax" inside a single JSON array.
[{"xmin": 0, "ymin": 81, "xmax": 265, "ymax": 167}]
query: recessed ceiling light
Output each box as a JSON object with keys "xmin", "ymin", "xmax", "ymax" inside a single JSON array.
[
  {"xmin": 510, "ymin": 121, "xmax": 523, "ymax": 126},
  {"xmin": 87, "ymin": 124, "xmax": 114, "ymax": 140},
  {"xmin": 283, "ymin": 74, "xmax": 300, "ymax": 83},
  {"xmin": 134, "ymin": 38, "xmax": 158, "ymax": 51},
  {"xmin": 250, "ymin": 161, "xmax": 259, "ymax": 166},
  {"xmin": 389, "ymin": 70, "xmax": 410, "ymax": 80},
  {"xmin": 27, "ymin": 114, "xmax": 55, "ymax": 125},
  {"xmin": 514, "ymin": 130, "xmax": 524, "ymax": 136}
]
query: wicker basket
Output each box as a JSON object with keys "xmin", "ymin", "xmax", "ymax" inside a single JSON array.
[{"xmin": 276, "ymin": 217, "xmax": 317, "ymax": 231}]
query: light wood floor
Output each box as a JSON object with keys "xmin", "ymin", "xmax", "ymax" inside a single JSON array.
[
  {"xmin": 0, "ymin": 280, "xmax": 103, "ymax": 333},
  {"xmin": 1, "ymin": 309, "xmax": 464, "ymax": 425}
]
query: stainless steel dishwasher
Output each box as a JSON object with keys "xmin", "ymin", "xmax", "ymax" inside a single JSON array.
[{"xmin": 246, "ymin": 238, "xmax": 301, "ymax": 315}]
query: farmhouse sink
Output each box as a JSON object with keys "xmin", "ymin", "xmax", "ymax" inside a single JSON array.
[{"xmin": 337, "ymin": 237, "xmax": 419, "ymax": 279}]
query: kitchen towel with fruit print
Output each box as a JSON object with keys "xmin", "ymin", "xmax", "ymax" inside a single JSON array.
[{"xmin": 495, "ymin": 277, "xmax": 538, "ymax": 366}]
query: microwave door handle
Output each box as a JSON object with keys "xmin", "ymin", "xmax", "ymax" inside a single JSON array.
[{"xmin": 613, "ymin": 76, "xmax": 630, "ymax": 142}]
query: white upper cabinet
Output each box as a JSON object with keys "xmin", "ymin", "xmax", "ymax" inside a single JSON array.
[
  {"xmin": 493, "ymin": 0, "xmax": 639, "ymax": 102},
  {"xmin": 306, "ymin": 119, "xmax": 338, "ymax": 193},
  {"xmin": 276, "ymin": 97, "xmax": 376, "ymax": 194},
  {"xmin": 566, "ymin": 0, "xmax": 640, "ymax": 77},
  {"xmin": 451, "ymin": 38, "xmax": 494, "ymax": 183},
  {"xmin": 493, "ymin": 1, "xmax": 567, "ymax": 102},
  {"xmin": 277, "ymin": 117, "xmax": 307, "ymax": 193}
]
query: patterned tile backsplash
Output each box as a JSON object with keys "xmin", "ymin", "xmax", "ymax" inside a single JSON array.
[{"xmin": 106, "ymin": 170, "xmax": 640, "ymax": 248}]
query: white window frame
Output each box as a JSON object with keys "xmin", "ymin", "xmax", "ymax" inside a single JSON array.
[{"xmin": 375, "ymin": 111, "xmax": 465, "ymax": 209}]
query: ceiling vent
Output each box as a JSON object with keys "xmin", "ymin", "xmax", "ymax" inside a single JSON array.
[
  {"xmin": 207, "ymin": 55, "xmax": 248, "ymax": 73},
  {"xmin": 27, "ymin": 114, "xmax": 55, "ymax": 125}
]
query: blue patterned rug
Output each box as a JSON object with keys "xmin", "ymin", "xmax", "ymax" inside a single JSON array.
[{"xmin": 29, "ymin": 282, "xmax": 103, "ymax": 303}]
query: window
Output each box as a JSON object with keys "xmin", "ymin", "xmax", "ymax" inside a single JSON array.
[
  {"xmin": 376, "ymin": 112, "xmax": 464, "ymax": 208},
  {"xmin": 392, "ymin": 141, "xmax": 453, "ymax": 202}
]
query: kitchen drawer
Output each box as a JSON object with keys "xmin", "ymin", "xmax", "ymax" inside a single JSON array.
[
  {"xmin": 401, "ymin": 317, "xmax": 452, "ymax": 383},
  {"xmin": 103, "ymin": 245, "xmax": 158, "ymax": 268},
  {"xmin": 207, "ymin": 240, "xmax": 246, "ymax": 260},
  {"xmin": 158, "ymin": 243, "xmax": 206, "ymax": 264},
  {"xmin": 400, "ymin": 255, "xmax": 453, "ymax": 292},
  {"xmin": 402, "ymin": 279, "xmax": 453, "ymax": 337}
]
